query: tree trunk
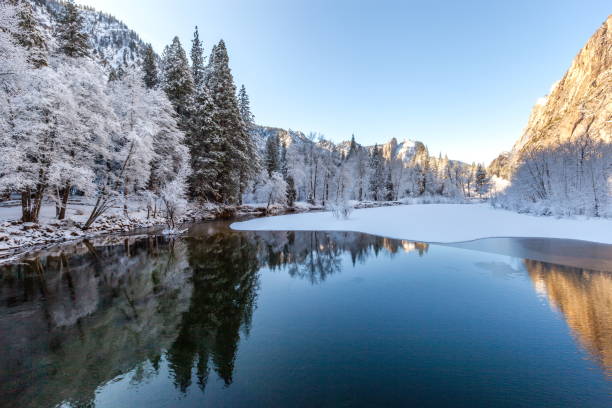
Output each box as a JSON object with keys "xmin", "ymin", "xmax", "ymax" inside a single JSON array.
[
  {"xmin": 21, "ymin": 190, "xmax": 32, "ymax": 222},
  {"xmin": 123, "ymin": 178, "xmax": 129, "ymax": 218},
  {"xmin": 58, "ymin": 182, "xmax": 70, "ymax": 220},
  {"xmin": 31, "ymin": 169, "xmax": 47, "ymax": 223}
]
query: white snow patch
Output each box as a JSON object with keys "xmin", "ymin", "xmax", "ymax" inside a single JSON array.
[
  {"xmin": 490, "ymin": 176, "xmax": 511, "ymax": 194},
  {"xmin": 231, "ymin": 203, "xmax": 612, "ymax": 244},
  {"xmin": 535, "ymin": 96, "xmax": 548, "ymax": 106}
]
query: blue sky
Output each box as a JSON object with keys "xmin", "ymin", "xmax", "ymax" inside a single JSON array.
[{"xmin": 79, "ymin": 0, "xmax": 610, "ymax": 163}]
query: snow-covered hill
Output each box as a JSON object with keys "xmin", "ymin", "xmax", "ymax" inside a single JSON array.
[{"xmin": 30, "ymin": 0, "xmax": 150, "ymax": 69}]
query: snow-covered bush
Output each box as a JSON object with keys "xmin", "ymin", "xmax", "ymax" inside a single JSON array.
[
  {"xmin": 160, "ymin": 178, "xmax": 188, "ymax": 231},
  {"xmin": 495, "ymin": 136, "xmax": 611, "ymax": 218},
  {"xmin": 329, "ymin": 200, "xmax": 354, "ymax": 219},
  {"xmin": 246, "ymin": 171, "xmax": 287, "ymax": 209}
]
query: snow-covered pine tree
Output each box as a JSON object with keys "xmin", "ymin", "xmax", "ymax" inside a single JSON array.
[
  {"xmin": 142, "ymin": 44, "xmax": 158, "ymax": 89},
  {"xmin": 205, "ymin": 40, "xmax": 258, "ymax": 203},
  {"xmin": 474, "ymin": 163, "xmax": 489, "ymax": 198},
  {"xmin": 161, "ymin": 36, "xmax": 193, "ymax": 120},
  {"xmin": 368, "ymin": 144, "xmax": 384, "ymax": 200},
  {"xmin": 238, "ymin": 84, "xmax": 255, "ymax": 128},
  {"xmin": 190, "ymin": 26, "xmax": 206, "ymax": 88},
  {"xmin": 265, "ymin": 134, "xmax": 280, "ymax": 176},
  {"xmin": 186, "ymin": 82, "xmax": 222, "ymax": 201},
  {"xmin": 280, "ymin": 141, "xmax": 288, "ymax": 178},
  {"xmin": 286, "ymin": 175, "xmax": 297, "ymax": 207},
  {"xmin": 348, "ymin": 134, "xmax": 357, "ymax": 158},
  {"xmin": 55, "ymin": 0, "xmax": 89, "ymax": 58},
  {"xmin": 384, "ymin": 169, "xmax": 394, "ymax": 201},
  {"xmin": 11, "ymin": 0, "xmax": 47, "ymax": 67}
]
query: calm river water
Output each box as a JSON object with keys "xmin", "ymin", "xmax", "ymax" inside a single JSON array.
[{"xmin": 0, "ymin": 222, "xmax": 611, "ymax": 407}]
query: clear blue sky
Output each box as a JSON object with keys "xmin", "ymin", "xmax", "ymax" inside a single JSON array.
[{"xmin": 79, "ymin": 0, "xmax": 610, "ymax": 163}]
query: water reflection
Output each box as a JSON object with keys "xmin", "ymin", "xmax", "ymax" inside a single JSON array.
[
  {"xmin": 258, "ymin": 231, "xmax": 428, "ymax": 284},
  {"xmin": 525, "ymin": 260, "xmax": 612, "ymax": 377},
  {"xmin": 167, "ymin": 233, "xmax": 260, "ymax": 392},
  {"xmin": 0, "ymin": 227, "xmax": 610, "ymax": 407},
  {"xmin": 0, "ymin": 237, "xmax": 192, "ymax": 408}
]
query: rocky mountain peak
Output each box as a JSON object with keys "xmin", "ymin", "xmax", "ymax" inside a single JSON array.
[{"xmin": 509, "ymin": 14, "xmax": 612, "ymax": 164}]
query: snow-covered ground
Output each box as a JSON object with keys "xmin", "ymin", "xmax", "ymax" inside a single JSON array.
[
  {"xmin": 0, "ymin": 201, "xmax": 171, "ymax": 257},
  {"xmin": 231, "ymin": 203, "xmax": 612, "ymax": 244}
]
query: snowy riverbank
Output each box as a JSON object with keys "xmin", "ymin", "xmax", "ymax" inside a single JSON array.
[
  {"xmin": 0, "ymin": 200, "xmax": 323, "ymax": 263},
  {"xmin": 231, "ymin": 203, "xmax": 612, "ymax": 245}
]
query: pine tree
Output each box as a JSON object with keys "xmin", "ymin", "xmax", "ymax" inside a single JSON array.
[
  {"xmin": 186, "ymin": 84, "xmax": 220, "ymax": 201},
  {"xmin": 280, "ymin": 141, "xmax": 288, "ymax": 178},
  {"xmin": 162, "ymin": 36, "xmax": 194, "ymax": 119},
  {"xmin": 205, "ymin": 40, "xmax": 259, "ymax": 203},
  {"xmin": 265, "ymin": 135, "xmax": 280, "ymax": 176},
  {"xmin": 12, "ymin": 0, "xmax": 47, "ymax": 67},
  {"xmin": 348, "ymin": 134, "xmax": 357, "ymax": 157},
  {"xmin": 368, "ymin": 144, "xmax": 384, "ymax": 200},
  {"xmin": 191, "ymin": 26, "xmax": 206, "ymax": 88},
  {"xmin": 384, "ymin": 170, "xmax": 394, "ymax": 201},
  {"xmin": 56, "ymin": 1, "xmax": 89, "ymax": 58},
  {"xmin": 238, "ymin": 85, "xmax": 255, "ymax": 128},
  {"xmin": 142, "ymin": 44, "xmax": 158, "ymax": 89},
  {"xmin": 475, "ymin": 163, "xmax": 489, "ymax": 198},
  {"xmin": 286, "ymin": 175, "xmax": 297, "ymax": 207}
]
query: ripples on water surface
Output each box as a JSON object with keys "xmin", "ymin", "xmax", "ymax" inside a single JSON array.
[{"xmin": 0, "ymin": 223, "xmax": 611, "ymax": 407}]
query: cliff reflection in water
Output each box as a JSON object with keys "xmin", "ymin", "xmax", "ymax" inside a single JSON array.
[
  {"xmin": 526, "ymin": 260, "xmax": 612, "ymax": 377},
  {"xmin": 0, "ymin": 230, "xmax": 426, "ymax": 407}
]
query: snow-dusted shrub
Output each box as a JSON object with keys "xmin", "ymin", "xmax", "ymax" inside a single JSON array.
[
  {"xmin": 496, "ymin": 136, "xmax": 611, "ymax": 218},
  {"xmin": 246, "ymin": 171, "xmax": 288, "ymax": 209},
  {"xmin": 160, "ymin": 167, "xmax": 189, "ymax": 231},
  {"xmin": 399, "ymin": 195, "xmax": 470, "ymax": 205},
  {"xmin": 329, "ymin": 200, "xmax": 354, "ymax": 219}
]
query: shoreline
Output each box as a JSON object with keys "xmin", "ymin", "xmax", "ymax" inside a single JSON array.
[
  {"xmin": 0, "ymin": 199, "xmax": 420, "ymax": 264},
  {"xmin": 4, "ymin": 201, "xmax": 611, "ymax": 267},
  {"xmin": 0, "ymin": 201, "xmax": 322, "ymax": 265}
]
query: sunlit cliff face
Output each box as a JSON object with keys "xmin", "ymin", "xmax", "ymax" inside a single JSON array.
[{"xmin": 526, "ymin": 260, "xmax": 612, "ymax": 378}]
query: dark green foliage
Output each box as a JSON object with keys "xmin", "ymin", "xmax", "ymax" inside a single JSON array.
[
  {"xmin": 186, "ymin": 85, "xmax": 220, "ymax": 201},
  {"xmin": 286, "ymin": 175, "xmax": 297, "ymax": 207},
  {"xmin": 475, "ymin": 163, "xmax": 489, "ymax": 198},
  {"xmin": 204, "ymin": 40, "xmax": 259, "ymax": 204},
  {"xmin": 13, "ymin": 0, "xmax": 47, "ymax": 67},
  {"xmin": 190, "ymin": 26, "xmax": 206, "ymax": 88},
  {"xmin": 56, "ymin": 1, "xmax": 89, "ymax": 58},
  {"xmin": 368, "ymin": 144, "xmax": 384, "ymax": 201},
  {"xmin": 166, "ymin": 233, "xmax": 260, "ymax": 392},
  {"xmin": 385, "ymin": 170, "xmax": 394, "ymax": 201},
  {"xmin": 162, "ymin": 36, "xmax": 194, "ymax": 118},
  {"xmin": 237, "ymin": 85, "xmax": 254, "ymax": 128},
  {"xmin": 265, "ymin": 135, "xmax": 280, "ymax": 176},
  {"xmin": 142, "ymin": 44, "xmax": 158, "ymax": 88},
  {"xmin": 280, "ymin": 141, "xmax": 288, "ymax": 178},
  {"xmin": 348, "ymin": 134, "xmax": 357, "ymax": 157}
]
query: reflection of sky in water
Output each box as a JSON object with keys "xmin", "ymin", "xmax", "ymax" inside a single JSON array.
[{"xmin": 0, "ymin": 231, "xmax": 610, "ymax": 408}]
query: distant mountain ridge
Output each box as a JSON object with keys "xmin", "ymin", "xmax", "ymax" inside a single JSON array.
[{"xmin": 254, "ymin": 125, "xmax": 431, "ymax": 164}]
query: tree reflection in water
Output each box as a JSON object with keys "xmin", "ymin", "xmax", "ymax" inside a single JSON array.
[
  {"xmin": 0, "ymin": 236, "xmax": 193, "ymax": 408},
  {"xmin": 1, "ymin": 227, "xmax": 610, "ymax": 407}
]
